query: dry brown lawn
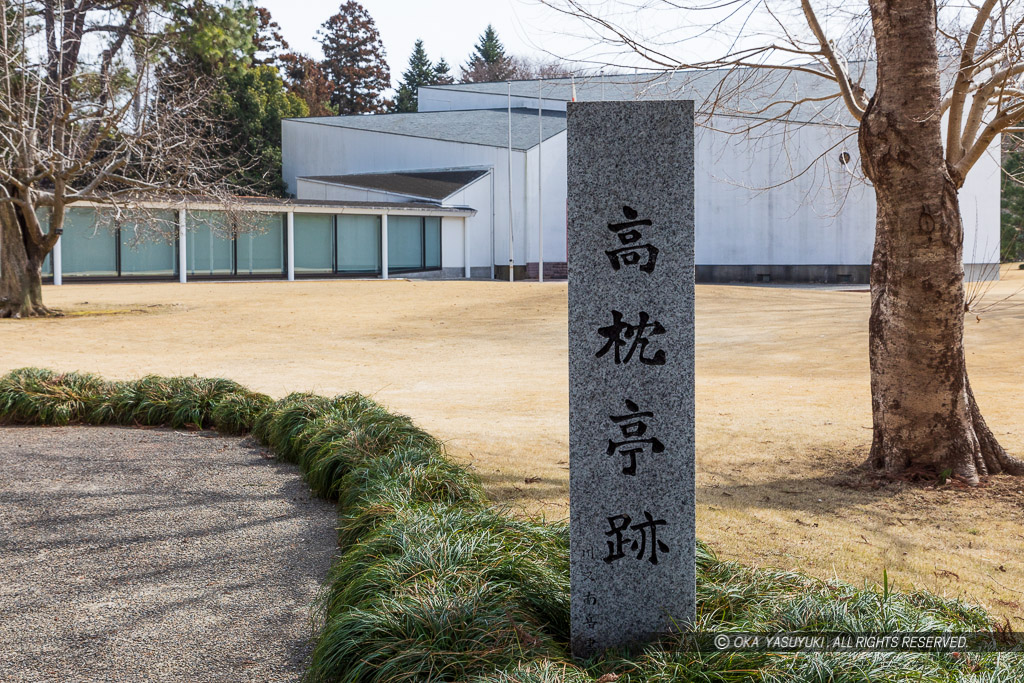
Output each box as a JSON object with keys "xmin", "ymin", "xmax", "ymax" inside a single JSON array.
[{"xmin": 2, "ymin": 272, "xmax": 1024, "ymax": 624}]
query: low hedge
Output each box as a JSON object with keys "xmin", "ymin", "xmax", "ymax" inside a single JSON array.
[{"xmin": 1, "ymin": 367, "xmax": 1021, "ymax": 682}]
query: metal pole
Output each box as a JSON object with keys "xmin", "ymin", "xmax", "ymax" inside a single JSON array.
[
  {"xmin": 286, "ymin": 211, "xmax": 295, "ymax": 281},
  {"xmin": 538, "ymin": 78, "xmax": 544, "ymax": 283},
  {"xmin": 52, "ymin": 236, "xmax": 62, "ymax": 286},
  {"xmin": 381, "ymin": 213, "xmax": 389, "ymax": 280},
  {"xmin": 507, "ymin": 81, "xmax": 514, "ymax": 283},
  {"xmin": 178, "ymin": 208, "xmax": 187, "ymax": 283}
]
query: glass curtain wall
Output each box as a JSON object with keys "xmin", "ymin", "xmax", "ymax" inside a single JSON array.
[
  {"xmin": 385, "ymin": 215, "xmax": 443, "ymax": 272},
  {"xmin": 293, "ymin": 214, "xmax": 334, "ymax": 273},
  {"xmin": 336, "ymin": 214, "xmax": 381, "ymax": 273},
  {"xmin": 62, "ymin": 208, "xmax": 117, "ymax": 277},
  {"xmin": 187, "ymin": 211, "xmax": 234, "ymax": 276},
  {"xmin": 120, "ymin": 212, "xmax": 178, "ymax": 276},
  {"xmin": 387, "ymin": 216, "xmax": 423, "ymax": 271},
  {"xmin": 424, "ymin": 217, "xmax": 441, "ymax": 269},
  {"xmin": 26, "ymin": 207, "xmax": 446, "ymax": 280},
  {"xmin": 237, "ymin": 213, "xmax": 285, "ymax": 275}
]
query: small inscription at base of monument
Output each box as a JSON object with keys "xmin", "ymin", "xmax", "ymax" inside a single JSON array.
[{"xmin": 567, "ymin": 100, "xmax": 696, "ymax": 658}]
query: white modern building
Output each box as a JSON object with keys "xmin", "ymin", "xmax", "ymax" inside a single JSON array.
[
  {"xmin": 282, "ymin": 69, "xmax": 1003, "ymax": 283},
  {"xmin": 17, "ymin": 69, "xmax": 1000, "ymax": 286}
]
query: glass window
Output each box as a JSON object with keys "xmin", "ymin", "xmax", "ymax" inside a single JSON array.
[
  {"xmin": 62, "ymin": 208, "xmax": 117, "ymax": 277},
  {"xmin": 120, "ymin": 211, "xmax": 177, "ymax": 276},
  {"xmin": 187, "ymin": 211, "xmax": 234, "ymax": 276},
  {"xmin": 337, "ymin": 214, "xmax": 380, "ymax": 273},
  {"xmin": 388, "ymin": 216, "xmax": 423, "ymax": 271},
  {"xmin": 294, "ymin": 213, "xmax": 334, "ymax": 273},
  {"xmin": 424, "ymin": 217, "xmax": 441, "ymax": 269},
  {"xmin": 237, "ymin": 213, "xmax": 284, "ymax": 275}
]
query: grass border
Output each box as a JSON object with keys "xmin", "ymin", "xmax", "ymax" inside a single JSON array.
[{"xmin": 1, "ymin": 367, "xmax": 1021, "ymax": 682}]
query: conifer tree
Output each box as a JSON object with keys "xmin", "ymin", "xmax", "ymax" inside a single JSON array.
[
  {"xmin": 394, "ymin": 39, "xmax": 435, "ymax": 113},
  {"xmin": 461, "ymin": 24, "xmax": 516, "ymax": 83},
  {"xmin": 433, "ymin": 57, "xmax": 454, "ymax": 85},
  {"xmin": 317, "ymin": 1, "xmax": 391, "ymax": 114},
  {"xmin": 1002, "ymin": 137, "xmax": 1024, "ymax": 262}
]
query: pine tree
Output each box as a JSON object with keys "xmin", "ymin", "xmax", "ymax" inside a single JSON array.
[
  {"xmin": 461, "ymin": 24, "xmax": 515, "ymax": 83},
  {"xmin": 433, "ymin": 57, "xmax": 454, "ymax": 85},
  {"xmin": 317, "ymin": 1, "xmax": 391, "ymax": 114},
  {"xmin": 393, "ymin": 39, "xmax": 434, "ymax": 113},
  {"xmin": 1002, "ymin": 136, "xmax": 1024, "ymax": 262}
]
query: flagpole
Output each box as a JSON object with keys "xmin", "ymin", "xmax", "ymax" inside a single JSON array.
[
  {"xmin": 538, "ymin": 78, "xmax": 544, "ymax": 283},
  {"xmin": 507, "ymin": 81, "xmax": 514, "ymax": 283}
]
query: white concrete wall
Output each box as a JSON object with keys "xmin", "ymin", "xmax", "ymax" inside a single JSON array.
[
  {"xmin": 959, "ymin": 137, "xmax": 1002, "ymax": 266},
  {"xmin": 695, "ymin": 117, "xmax": 875, "ymax": 266},
  {"xmin": 442, "ymin": 176, "xmax": 493, "ymax": 274},
  {"xmin": 441, "ymin": 216, "xmax": 465, "ymax": 270},
  {"xmin": 524, "ymin": 132, "xmax": 568, "ymax": 264},
  {"xmin": 284, "ymin": 120, "xmax": 528, "ymax": 273},
  {"xmin": 283, "ymin": 114, "xmax": 1002, "ymax": 278},
  {"xmin": 418, "ymin": 86, "xmax": 1001, "ymax": 272}
]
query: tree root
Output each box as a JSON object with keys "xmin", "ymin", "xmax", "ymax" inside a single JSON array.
[
  {"xmin": 865, "ymin": 375, "xmax": 1024, "ymax": 483},
  {"xmin": 0, "ymin": 302, "xmax": 63, "ymax": 319},
  {"xmin": 968, "ymin": 377, "xmax": 1024, "ymax": 476}
]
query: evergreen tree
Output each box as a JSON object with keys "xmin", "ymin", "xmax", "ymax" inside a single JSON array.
[
  {"xmin": 394, "ymin": 39, "xmax": 434, "ymax": 113},
  {"xmin": 214, "ymin": 65, "xmax": 308, "ymax": 196},
  {"xmin": 165, "ymin": 3, "xmax": 306, "ymax": 196},
  {"xmin": 252, "ymin": 6, "xmax": 290, "ymax": 67},
  {"xmin": 433, "ymin": 57, "xmax": 454, "ymax": 85},
  {"xmin": 1002, "ymin": 136, "xmax": 1024, "ymax": 262},
  {"xmin": 461, "ymin": 24, "xmax": 516, "ymax": 83},
  {"xmin": 280, "ymin": 53, "xmax": 337, "ymax": 117},
  {"xmin": 474, "ymin": 25, "xmax": 505, "ymax": 65},
  {"xmin": 317, "ymin": 1, "xmax": 391, "ymax": 114}
]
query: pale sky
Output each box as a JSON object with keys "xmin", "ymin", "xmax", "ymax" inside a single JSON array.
[{"xmin": 257, "ymin": 0, "xmax": 586, "ymax": 85}]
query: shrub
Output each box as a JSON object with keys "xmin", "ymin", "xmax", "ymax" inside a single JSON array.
[{"xmin": 0, "ymin": 368, "xmax": 110, "ymax": 425}]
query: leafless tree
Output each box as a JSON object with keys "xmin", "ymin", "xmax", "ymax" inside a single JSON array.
[
  {"xmin": 546, "ymin": 0, "xmax": 1024, "ymax": 483},
  {"xmin": 0, "ymin": 0, "xmax": 242, "ymax": 318}
]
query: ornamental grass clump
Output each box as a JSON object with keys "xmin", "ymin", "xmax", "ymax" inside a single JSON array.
[
  {"xmin": 333, "ymin": 447, "xmax": 486, "ymax": 545},
  {"xmin": 210, "ymin": 389, "xmax": 274, "ymax": 435},
  {"xmin": 307, "ymin": 505, "xmax": 570, "ymax": 683},
  {"xmin": 0, "ymin": 368, "xmax": 110, "ymax": 425},
  {"xmin": 252, "ymin": 392, "xmax": 354, "ymax": 461},
  {"xmin": 300, "ymin": 410, "xmax": 444, "ymax": 501},
  {"xmin": 93, "ymin": 375, "xmax": 267, "ymax": 430}
]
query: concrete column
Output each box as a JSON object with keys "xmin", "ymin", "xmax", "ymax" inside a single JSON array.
[
  {"xmin": 52, "ymin": 236, "xmax": 62, "ymax": 286},
  {"xmin": 286, "ymin": 211, "xmax": 295, "ymax": 281},
  {"xmin": 463, "ymin": 219, "xmax": 471, "ymax": 279},
  {"xmin": 381, "ymin": 213, "xmax": 389, "ymax": 280},
  {"xmin": 178, "ymin": 208, "xmax": 187, "ymax": 283}
]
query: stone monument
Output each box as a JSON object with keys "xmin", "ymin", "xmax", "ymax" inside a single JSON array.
[{"xmin": 567, "ymin": 100, "xmax": 696, "ymax": 657}]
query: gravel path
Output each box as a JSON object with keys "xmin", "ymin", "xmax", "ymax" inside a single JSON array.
[{"xmin": 0, "ymin": 426, "xmax": 338, "ymax": 682}]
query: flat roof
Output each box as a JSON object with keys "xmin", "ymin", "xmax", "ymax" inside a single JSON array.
[
  {"xmin": 299, "ymin": 169, "xmax": 489, "ymax": 201},
  {"xmin": 61, "ymin": 196, "xmax": 477, "ymax": 216},
  {"xmin": 285, "ymin": 108, "xmax": 567, "ymax": 150},
  {"xmin": 420, "ymin": 67, "xmax": 875, "ymax": 127}
]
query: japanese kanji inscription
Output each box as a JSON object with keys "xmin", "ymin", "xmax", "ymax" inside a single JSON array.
[{"xmin": 568, "ymin": 101, "xmax": 695, "ymax": 657}]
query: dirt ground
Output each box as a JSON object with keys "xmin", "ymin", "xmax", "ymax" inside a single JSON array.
[{"xmin": 2, "ymin": 270, "xmax": 1023, "ymax": 624}]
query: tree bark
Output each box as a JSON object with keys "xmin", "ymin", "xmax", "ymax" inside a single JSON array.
[
  {"xmin": 861, "ymin": 0, "xmax": 1024, "ymax": 483},
  {"xmin": 0, "ymin": 202, "xmax": 52, "ymax": 319}
]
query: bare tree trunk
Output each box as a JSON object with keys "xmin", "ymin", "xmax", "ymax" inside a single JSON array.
[
  {"xmin": 0, "ymin": 203, "xmax": 52, "ymax": 319},
  {"xmin": 861, "ymin": 0, "xmax": 1024, "ymax": 483}
]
